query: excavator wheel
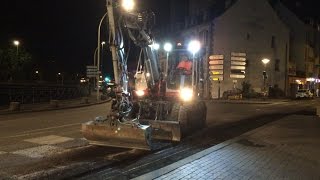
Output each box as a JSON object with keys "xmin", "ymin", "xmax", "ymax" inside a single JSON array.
[{"xmin": 178, "ymin": 101, "xmax": 207, "ymax": 137}]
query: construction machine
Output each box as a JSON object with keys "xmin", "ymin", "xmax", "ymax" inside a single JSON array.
[{"xmin": 82, "ymin": 0, "xmax": 207, "ymax": 150}]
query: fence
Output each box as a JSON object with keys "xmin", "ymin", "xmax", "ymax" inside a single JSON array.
[{"xmin": 0, "ymin": 83, "xmax": 86, "ymax": 106}]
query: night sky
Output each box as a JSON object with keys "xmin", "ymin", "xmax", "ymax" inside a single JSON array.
[
  {"xmin": 0, "ymin": 0, "xmax": 318, "ymax": 78},
  {"xmin": 0, "ymin": 0, "xmax": 169, "ymax": 77}
]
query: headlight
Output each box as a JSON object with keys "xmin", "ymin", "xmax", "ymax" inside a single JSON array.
[
  {"xmin": 180, "ymin": 88, "xmax": 193, "ymax": 101},
  {"xmin": 135, "ymin": 90, "xmax": 145, "ymax": 97}
]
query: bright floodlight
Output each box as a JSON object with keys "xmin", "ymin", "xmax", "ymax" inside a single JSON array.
[
  {"xmin": 101, "ymin": 41, "xmax": 106, "ymax": 45},
  {"xmin": 164, "ymin": 42, "xmax": 173, "ymax": 52},
  {"xmin": 188, "ymin": 40, "xmax": 201, "ymax": 55},
  {"xmin": 122, "ymin": 0, "xmax": 134, "ymax": 11},
  {"xmin": 153, "ymin": 43, "xmax": 160, "ymax": 50},
  {"xmin": 13, "ymin": 40, "xmax": 20, "ymax": 46},
  {"xmin": 261, "ymin": 58, "xmax": 270, "ymax": 65}
]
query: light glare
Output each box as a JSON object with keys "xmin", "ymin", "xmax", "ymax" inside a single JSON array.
[
  {"xmin": 122, "ymin": 0, "xmax": 134, "ymax": 11},
  {"xmin": 153, "ymin": 43, "xmax": 160, "ymax": 50},
  {"xmin": 13, "ymin": 40, "xmax": 20, "ymax": 46},
  {"xmin": 164, "ymin": 43, "xmax": 172, "ymax": 52},
  {"xmin": 136, "ymin": 90, "xmax": 145, "ymax": 97},
  {"xmin": 188, "ymin": 40, "xmax": 201, "ymax": 54},
  {"xmin": 180, "ymin": 88, "xmax": 193, "ymax": 101},
  {"xmin": 262, "ymin": 58, "xmax": 270, "ymax": 65}
]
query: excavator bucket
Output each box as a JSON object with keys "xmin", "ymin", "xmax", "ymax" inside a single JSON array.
[
  {"xmin": 82, "ymin": 119, "xmax": 152, "ymax": 150},
  {"xmin": 140, "ymin": 120, "xmax": 181, "ymax": 142}
]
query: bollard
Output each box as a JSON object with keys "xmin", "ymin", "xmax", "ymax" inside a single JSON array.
[
  {"xmin": 81, "ymin": 97, "xmax": 89, "ymax": 104},
  {"xmin": 9, "ymin": 102, "xmax": 20, "ymax": 111},
  {"xmin": 101, "ymin": 95, "xmax": 107, "ymax": 100},
  {"xmin": 317, "ymin": 106, "xmax": 320, "ymax": 117},
  {"xmin": 50, "ymin": 100, "xmax": 60, "ymax": 108}
]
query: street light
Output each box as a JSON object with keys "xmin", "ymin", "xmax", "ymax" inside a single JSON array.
[
  {"xmin": 261, "ymin": 58, "xmax": 270, "ymax": 98},
  {"xmin": 35, "ymin": 70, "xmax": 39, "ymax": 81},
  {"xmin": 188, "ymin": 40, "xmax": 201, "ymax": 91},
  {"xmin": 122, "ymin": 0, "xmax": 135, "ymax": 12},
  {"xmin": 262, "ymin": 58, "xmax": 270, "ymax": 65},
  {"xmin": 100, "ymin": 41, "xmax": 106, "ymax": 70},
  {"xmin": 164, "ymin": 42, "xmax": 173, "ymax": 52},
  {"xmin": 188, "ymin": 40, "xmax": 201, "ymax": 55},
  {"xmin": 57, "ymin": 72, "xmax": 63, "ymax": 85},
  {"xmin": 13, "ymin": 40, "xmax": 20, "ymax": 55},
  {"xmin": 164, "ymin": 42, "xmax": 172, "ymax": 77},
  {"xmin": 96, "ymin": 12, "xmax": 108, "ymax": 101}
]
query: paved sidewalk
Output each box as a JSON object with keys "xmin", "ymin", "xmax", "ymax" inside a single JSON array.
[
  {"xmin": 135, "ymin": 115, "xmax": 320, "ymax": 180},
  {"xmin": 0, "ymin": 93, "xmax": 110, "ymax": 115}
]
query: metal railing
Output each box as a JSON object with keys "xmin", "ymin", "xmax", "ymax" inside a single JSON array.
[{"xmin": 0, "ymin": 83, "xmax": 86, "ymax": 105}]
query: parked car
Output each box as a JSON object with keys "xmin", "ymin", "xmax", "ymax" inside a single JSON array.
[{"xmin": 295, "ymin": 89, "xmax": 313, "ymax": 99}]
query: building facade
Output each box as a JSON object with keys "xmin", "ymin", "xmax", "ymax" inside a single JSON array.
[
  {"xmin": 211, "ymin": 0, "xmax": 290, "ymax": 98},
  {"xmin": 168, "ymin": 0, "xmax": 320, "ymax": 98}
]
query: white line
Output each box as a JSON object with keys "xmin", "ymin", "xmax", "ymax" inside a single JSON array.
[
  {"xmin": 25, "ymin": 135, "xmax": 74, "ymax": 145},
  {"xmin": 0, "ymin": 123, "xmax": 80, "ymax": 139},
  {"xmin": 0, "ymin": 131, "xmax": 54, "ymax": 139}
]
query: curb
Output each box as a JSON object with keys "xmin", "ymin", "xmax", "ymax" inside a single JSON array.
[
  {"xmin": 0, "ymin": 99, "xmax": 111, "ymax": 115},
  {"xmin": 209, "ymin": 100, "xmax": 272, "ymax": 104}
]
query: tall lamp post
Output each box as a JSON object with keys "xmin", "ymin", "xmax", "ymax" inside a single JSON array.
[
  {"xmin": 96, "ymin": 12, "xmax": 108, "ymax": 101},
  {"xmin": 13, "ymin": 40, "xmax": 20, "ymax": 55},
  {"xmin": 261, "ymin": 58, "xmax": 270, "ymax": 98},
  {"xmin": 57, "ymin": 72, "xmax": 64, "ymax": 85},
  {"xmin": 93, "ymin": 41, "xmax": 106, "ymax": 91},
  {"xmin": 188, "ymin": 40, "xmax": 201, "ymax": 91},
  {"xmin": 164, "ymin": 42, "xmax": 172, "ymax": 77}
]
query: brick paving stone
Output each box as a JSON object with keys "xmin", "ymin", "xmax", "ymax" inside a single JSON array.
[{"xmin": 136, "ymin": 115, "xmax": 320, "ymax": 180}]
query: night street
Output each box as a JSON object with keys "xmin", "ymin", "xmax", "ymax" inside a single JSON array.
[
  {"xmin": 0, "ymin": 99, "xmax": 317, "ymax": 179},
  {"xmin": 1, "ymin": 0, "xmax": 320, "ymax": 179}
]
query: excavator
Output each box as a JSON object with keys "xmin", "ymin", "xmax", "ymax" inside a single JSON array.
[{"xmin": 82, "ymin": 0, "xmax": 207, "ymax": 150}]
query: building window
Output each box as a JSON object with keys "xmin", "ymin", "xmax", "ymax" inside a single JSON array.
[
  {"xmin": 271, "ymin": 36, "xmax": 275, "ymax": 48},
  {"xmin": 275, "ymin": 59, "xmax": 280, "ymax": 71}
]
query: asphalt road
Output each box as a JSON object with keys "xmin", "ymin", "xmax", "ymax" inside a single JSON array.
[{"xmin": 0, "ymin": 99, "xmax": 317, "ymax": 179}]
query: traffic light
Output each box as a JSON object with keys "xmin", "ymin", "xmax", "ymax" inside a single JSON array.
[{"xmin": 105, "ymin": 77, "xmax": 111, "ymax": 82}]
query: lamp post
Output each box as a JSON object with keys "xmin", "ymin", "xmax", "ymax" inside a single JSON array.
[
  {"xmin": 96, "ymin": 12, "xmax": 108, "ymax": 101},
  {"xmin": 93, "ymin": 41, "xmax": 106, "ymax": 91},
  {"xmin": 164, "ymin": 42, "xmax": 173, "ymax": 77},
  {"xmin": 261, "ymin": 58, "xmax": 270, "ymax": 98},
  {"xmin": 57, "ymin": 72, "xmax": 63, "ymax": 85},
  {"xmin": 35, "ymin": 70, "xmax": 39, "ymax": 81},
  {"xmin": 13, "ymin": 40, "xmax": 20, "ymax": 55},
  {"xmin": 188, "ymin": 40, "xmax": 201, "ymax": 91}
]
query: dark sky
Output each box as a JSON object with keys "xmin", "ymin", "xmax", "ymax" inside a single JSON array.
[
  {"xmin": 0, "ymin": 0, "xmax": 318, "ymax": 77},
  {"xmin": 0, "ymin": 0, "xmax": 169, "ymax": 76}
]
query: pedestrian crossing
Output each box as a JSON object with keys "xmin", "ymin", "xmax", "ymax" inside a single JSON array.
[
  {"xmin": 25, "ymin": 135, "xmax": 73, "ymax": 145},
  {"xmin": 0, "ymin": 151, "xmax": 7, "ymax": 155},
  {"xmin": 12, "ymin": 145, "xmax": 62, "ymax": 158},
  {"xmin": 0, "ymin": 135, "xmax": 88, "ymax": 159}
]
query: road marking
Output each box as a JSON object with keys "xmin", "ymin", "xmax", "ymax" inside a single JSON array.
[
  {"xmin": 0, "ymin": 151, "xmax": 7, "ymax": 155},
  {"xmin": 25, "ymin": 135, "xmax": 74, "ymax": 145},
  {"xmin": 12, "ymin": 145, "xmax": 61, "ymax": 158},
  {"xmin": 0, "ymin": 123, "xmax": 80, "ymax": 139}
]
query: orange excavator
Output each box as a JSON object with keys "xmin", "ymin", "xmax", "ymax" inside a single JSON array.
[{"xmin": 82, "ymin": 0, "xmax": 207, "ymax": 150}]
